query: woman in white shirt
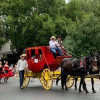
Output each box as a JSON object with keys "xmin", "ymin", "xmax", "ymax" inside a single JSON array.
[{"xmin": 49, "ymin": 36, "xmax": 62, "ymax": 57}]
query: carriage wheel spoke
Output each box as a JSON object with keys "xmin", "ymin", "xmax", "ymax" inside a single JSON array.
[{"xmin": 40, "ymin": 69, "xmax": 53, "ymax": 90}]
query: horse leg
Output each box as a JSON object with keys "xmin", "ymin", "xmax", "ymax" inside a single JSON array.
[
  {"xmin": 83, "ymin": 79, "xmax": 89, "ymax": 94},
  {"xmin": 61, "ymin": 71, "xmax": 68, "ymax": 90},
  {"xmin": 91, "ymin": 78, "xmax": 96, "ymax": 93},
  {"xmin": 65, "ymin": 74, "xmax": 68, "ymax": 91},
  {"xmin": 56, "ymin": 75, "xmax": 61, "ymax": 85},
  {"xmin": 79, "ymin": 79, "xmax": 82, "ymax": 93},
  {"xmin": 80, "ymin": 75, "xmax": 89, "ymax": 94},
  {"xmin": 75, "ymin": 78, "xmax": 78, "ymax": 90},
  {"xmin": 61, "ymin": 72, "xmax": 64, "ymax": 90}
]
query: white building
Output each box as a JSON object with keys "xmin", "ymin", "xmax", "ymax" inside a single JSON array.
[{"xmin": 0, "ymin": 40, "xmax": 13, "ymax": 60}]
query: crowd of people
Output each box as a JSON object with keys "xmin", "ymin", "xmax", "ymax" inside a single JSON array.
[{"xmin": 0, "ymin": 54, "xmax": 28, "ymax": 89}]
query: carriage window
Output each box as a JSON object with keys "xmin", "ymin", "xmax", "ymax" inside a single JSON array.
[
  {"xmin": 31, "ymin": 50, "xmax": 35, "ymax": 59},
  {"xmin": 31, "ymin": 49, "xmax": 43, "ymax": 62},
  {"xmin": 39, "ymin": 49, "xmax": 42, "ymax": 61},
  {"xmin": 39, "ymin": 49, "xmax": 42, "ymax": 54}
]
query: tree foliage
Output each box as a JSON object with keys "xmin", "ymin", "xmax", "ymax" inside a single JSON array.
[
  {"xmin": 0, "ymin": 0, "xmax": 100, "ymax": 57},
  {"xmin": 0, "ymin": 0, "xmax": 67, "ymax": 56},
  {"xmin": 64, "ymin": 0, "xmax": 100, "ymax": 56},
  {"xmin": 0, "ymin": 18, "xmax": 6, "ymax": 49}
]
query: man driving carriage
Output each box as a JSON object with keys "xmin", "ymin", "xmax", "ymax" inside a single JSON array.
[
  {"xmin": 49, "ymin": 36, "xmax": 63, "ymax": 57},
  {"xmin": 56, "ymin": 35, "xmax": 69, "ymax": 56}
]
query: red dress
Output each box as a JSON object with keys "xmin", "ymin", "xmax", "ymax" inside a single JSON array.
[
  {"xmin": 4, "ymin": 65, "xmax": 14, "ymax": 77},
  {"xmin": 0, "ymin": 65, "xmax": 5, "ymax": 78}
]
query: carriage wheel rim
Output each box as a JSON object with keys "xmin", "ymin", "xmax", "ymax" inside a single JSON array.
[
  {"xmin": 23, "ymin": 77, "xmax": 30, "ymax": 87},
  {"xmin": 66, "ymin": 78, "xmax": 74, "ymax": 88},
  {"xmin": 40, "ymin": 69, "xmax": 53, "ymax": 90}
]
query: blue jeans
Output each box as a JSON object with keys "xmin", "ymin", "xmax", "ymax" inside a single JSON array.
[
  {"xmin": 50, "ymin": 47, "xmax": 63, "ymax": 56},
  {"xmin": 19, "ymin": 70, "xmax": 24, "ymax": 87}
]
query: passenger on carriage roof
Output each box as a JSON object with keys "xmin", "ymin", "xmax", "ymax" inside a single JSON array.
[
  {"xmin": 56, "ymin": 35, "xmax": 69, "ymax": 55},
  {"xmin": 49, "ymin": 36, "xmax": 62, "ymax": 57}
]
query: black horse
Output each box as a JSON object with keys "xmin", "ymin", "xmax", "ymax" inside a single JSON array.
[
  {"xmin": 74, "ymin": 52, "xmax": 100, "ymax": 93},
  {"xmin": 56, "ymin": 55, "xmax": 96, "ymax": 94}
]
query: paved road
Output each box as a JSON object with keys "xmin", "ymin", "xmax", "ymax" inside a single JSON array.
[{"xmin": 0, "ymin": 77, "xmax": 100, "ymax": 100}]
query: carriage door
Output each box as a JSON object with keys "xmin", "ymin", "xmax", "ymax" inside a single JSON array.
[
  {"xmin": 34, "ymin": 49, "xmax": 43, "ymax": 63},
  {"xmin": 33, "ymin": 49, "xmax": 39, "ymax": 63},
  {"xmin": 31, "ymin": 49, "xmax": 35, "ymax": 59}
]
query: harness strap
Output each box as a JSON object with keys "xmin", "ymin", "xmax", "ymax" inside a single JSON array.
[
  {"xmin": 80, "ymin": 58, "xmax": 86, "ymax": 68},
  {"xmin": 84, "ymin": 58, "xmax": 86, "ymax": 68}
]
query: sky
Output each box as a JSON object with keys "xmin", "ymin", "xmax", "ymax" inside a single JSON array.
[{"xmin": 65, "ymin": 0, "xmax": 69, "ymax": 3}]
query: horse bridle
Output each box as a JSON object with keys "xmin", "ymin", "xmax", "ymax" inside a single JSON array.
[{"xmin": 88, "ymin": 56, "xmax": 98, "ymax": 70}]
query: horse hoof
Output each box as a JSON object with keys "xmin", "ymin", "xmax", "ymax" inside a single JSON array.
[
  {"xmin": 75, "ymin": 87, "xmax": 77, "ymax": 90},
  {"xmin": 79, "ymin": 90, "xmax": 82, "ymax": 93},
  {"xmin": 86, "ymin": 91, "xmax": 89, "ymax": 94},
  {"xmin": 65, "ymin": 88, "xmax": 68, "ymax": 91},
  {"xmin": 93, "ymin": 90, "xmax": 96, "ymax": 93},
  {"xmin": 56, "ymin": 81, "xmax": 58, "ymax": 85},
  {"xmin": 62, "ymin": 87, "xmax": 64, "ymax": 90}
]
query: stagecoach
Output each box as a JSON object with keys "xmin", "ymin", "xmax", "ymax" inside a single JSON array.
[
  {"xmin": 23, "ymin": 46, "xmax": 100, "ymax": 90},
  {"xmin": 23, "ymin": 46, "xmax": 74, "ymax": 90}
]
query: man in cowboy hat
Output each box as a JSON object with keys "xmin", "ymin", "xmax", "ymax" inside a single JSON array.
[
  {"xmin": 49, "ymin": 36, "xmax": 62, "ymax": 57},
  {"xmin": 17, "ymin": 54, "xmax": 28, "ymax": 89},
  {"xmin": 56, "ymin": 35, "xmax": 69, "ymax": 55}
]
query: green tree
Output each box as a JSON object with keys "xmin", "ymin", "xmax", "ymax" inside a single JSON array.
[
  {"xmin": 0, "ymin": 0, "xmax": 67, "ymax": 56},
  {"xmin": 64, "ymin": 0, "xmax": 100, "ymax": 57},
  {"xmin": 1, "ymin": 0, "xmax": 100, "ymax": 58},
  {"xmin": 0, "ymin": 18, "xmax": 6, "ymax": 49},
  {"xmin": 65, "ymin": 15, "xmax": 100, "ymax": 56}
]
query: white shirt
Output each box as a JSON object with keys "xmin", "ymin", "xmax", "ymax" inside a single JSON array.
[
  {"xmin": 17, "ymin": 59, "xmax": 28, "ymax": 71},
  {"xmin": 49, "ymin": 40, "xmax": 59, "ymax": 48}
]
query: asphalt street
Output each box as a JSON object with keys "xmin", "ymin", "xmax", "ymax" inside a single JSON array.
[{"xmin": 0, "ymin": 77, "xmax": 100, "ymax": 100}]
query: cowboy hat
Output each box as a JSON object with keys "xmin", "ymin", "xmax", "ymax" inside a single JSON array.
[
  {"xmin": 50, "ymin": 36, "xmax": 55, "ymax": 40},
  {"xmin": 56, "ymin": 35, "xmax": 62, "ymax": 39},
  {"xmin": 20, "ymin": 54, "xmax": 26, "ymax": 58}
]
